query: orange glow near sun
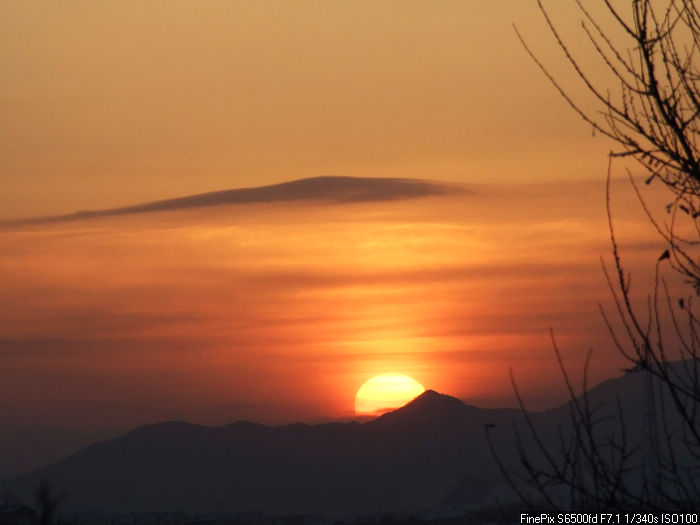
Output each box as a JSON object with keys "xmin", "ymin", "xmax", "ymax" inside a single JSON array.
[{"xmin": 354, "ymin": 373, "xmax": 425, "ymax": 416}]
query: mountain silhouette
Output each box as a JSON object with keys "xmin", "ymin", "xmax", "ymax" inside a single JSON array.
[
  {"xmin": 374, "ymin": 390, "xmax": 480, "ymax": 425},
  {"xmin": 2, "ymin": 176, "xmax": 467, "ymax": 226},
  {"xmin": 0, "ymin": 391, "xmax": 517, "ymax": 515},
  {"xmin": 0, "ymin": 369, "xmax": 681, "ymax": 516}
]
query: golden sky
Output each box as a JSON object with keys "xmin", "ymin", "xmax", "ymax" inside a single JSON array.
[
  {"xmin": 0, "ymin": 1, "xmax": 675, "ymax": 476},
  {"xmin": 0, "ymin": 179, "xmax": 667, "ymax": 430},
  {"xmin": 0, "ymin": 1, "xmax": 615, "ymax": 220}
]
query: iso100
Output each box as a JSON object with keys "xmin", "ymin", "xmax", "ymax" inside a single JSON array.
[
  {"xmin": 661, "ymin": 515, "xmax": 698, "ymax": 524},
  {"xmin": 548, "ymin": 514, "xmax": 698, "ymax": 524}
]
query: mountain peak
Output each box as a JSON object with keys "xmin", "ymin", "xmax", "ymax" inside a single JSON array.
[
  {"xmin": 417, "ymin": 389, "xmax": 449, "ymax": 399},
  {"xmin": 406, "ymin": 389, "xmax": 468, "ymax": 410},
  {"xmin": 373, "ymin": 389, "xmax": 473, "ymax": 425}
]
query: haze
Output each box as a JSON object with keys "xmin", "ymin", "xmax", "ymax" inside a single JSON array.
[
  {"xmin": 0, "ymin": 1, "xmax": 671, "ymax": 479},
  {"xmin": 0, "ymin": 1, "xmax": 616, "ymax": 219}
]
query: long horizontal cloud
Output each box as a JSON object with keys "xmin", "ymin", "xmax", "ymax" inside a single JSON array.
[{"xmin": 3, "ymin": 176, "xmax": 467, "ymax": 226}]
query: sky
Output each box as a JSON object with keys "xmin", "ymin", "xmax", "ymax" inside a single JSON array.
[
  {"xmin": 0, "ymin": 1, "xmax": 618, "ymax": 220},
  {"xmin": 0, "ymin": 1, "xmax": 676, "ymax": 477}
]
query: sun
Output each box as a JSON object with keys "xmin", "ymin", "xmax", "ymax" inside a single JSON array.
[{"xmin": 355, "ymin": 373, "xmax": 425, "ymax": 416}]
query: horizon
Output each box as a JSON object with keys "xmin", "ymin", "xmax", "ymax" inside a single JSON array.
[
  {"xmin": 0, "ymin": 157, "xmax": 674, "ymax": 481},
  {"xmin": 1, "ymin": 1, "xmax": 692, "ymax": 508},
  {"xmin": 0, "ymin": 368, "xmax": 665, "ymax": 516},
  {"xmin": 0, "ymin": 176, "xmax": 667, "ymax": 424}
]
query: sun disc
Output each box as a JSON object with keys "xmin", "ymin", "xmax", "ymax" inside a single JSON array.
[{"xmin": 355, "ymin": 373, "xmax": 425, "ymax": 416}]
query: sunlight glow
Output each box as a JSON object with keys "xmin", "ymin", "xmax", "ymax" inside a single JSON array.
[{"xmin": 354, "ymin": 373, "xmax": 425, "ymax": 416}]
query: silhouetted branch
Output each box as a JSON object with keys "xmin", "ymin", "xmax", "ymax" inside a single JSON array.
[{"xmin": 491, "ymin": 0, "xmax": 700, "ymax": 512}]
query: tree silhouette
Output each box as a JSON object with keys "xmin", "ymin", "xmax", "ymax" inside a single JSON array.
[
  {"xmin": 489, "ymin": 0, "xmax": 700, "ymax": 512},
  {"xmin": 36, "ymin": 478, "xmax": 62, "ymax": 525}
]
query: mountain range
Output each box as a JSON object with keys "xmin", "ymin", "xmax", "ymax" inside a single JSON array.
[{"xmin": 0, "ymin": 367, "xmax": 670, "ymax": 516}]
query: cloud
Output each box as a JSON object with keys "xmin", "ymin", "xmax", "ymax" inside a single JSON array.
[{"xmin": 2, "ymin": 176, "xmax": 468, "ymax": 226}]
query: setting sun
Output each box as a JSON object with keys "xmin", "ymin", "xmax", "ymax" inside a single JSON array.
[{"xmin": 354, "ymin": 374, "xmax": 425, "ymax": 416}]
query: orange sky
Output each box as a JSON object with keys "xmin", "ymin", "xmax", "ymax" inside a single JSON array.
[
  {"xmin": 0, "ymin": 1, "xmax": 680, "ymax": 477},
  {"xmin": 0, "ymin": 1, "xmax": 618, "ymax": 220},
  {"xmin": 0, "ymin": 179, "xmax": 669, "ymax": 431}
]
